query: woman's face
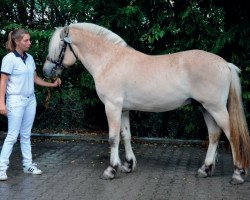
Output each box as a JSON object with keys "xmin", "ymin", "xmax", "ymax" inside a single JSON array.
[{"xmin": 15, "ymin": 33, "xmax": 31, "ymax": 52}]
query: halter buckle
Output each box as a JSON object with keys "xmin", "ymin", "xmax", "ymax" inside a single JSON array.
[{"xmin": 64, "ymin": 37, "xmax": 72, "ymax": 43}]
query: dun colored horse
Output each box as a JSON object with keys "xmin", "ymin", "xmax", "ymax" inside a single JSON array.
[{"xmin": 43, "ymin": 23, "xmax": 250, "ymax": 184}]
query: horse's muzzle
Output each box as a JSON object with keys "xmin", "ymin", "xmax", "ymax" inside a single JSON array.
[{"xmin": 43, "ymin": 62, "xmax": 57, "ymax": 78}]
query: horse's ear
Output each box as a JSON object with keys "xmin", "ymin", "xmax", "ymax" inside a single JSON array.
[{"xmin": 60, "ymin": 26, "xmax": 69, "ymax": 39}]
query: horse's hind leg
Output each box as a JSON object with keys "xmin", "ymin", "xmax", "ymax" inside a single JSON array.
[
  {"xmin": 101, "ymin": 102, "xmax": 122, "ymax": 180},
  {"xmin": 198, "ymin": 108, "xmax": 221, "ymax": 177},
  {"xmin": 202, "ymin": 105, "xmax": 246, "ymax": 184},
  {"xmin": 120, "ymin": 111, "xmax": 137, "ymax": 173}
]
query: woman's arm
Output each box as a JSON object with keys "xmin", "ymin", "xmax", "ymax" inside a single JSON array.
[
  {"xmin": 34, "ymin": 72, "xmax": 61, "ymax": 87},
  {"xmin": 0, "ymin": 73, "xmax": 8, "ymax": 115}
]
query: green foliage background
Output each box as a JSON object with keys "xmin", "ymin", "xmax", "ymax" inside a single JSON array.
[{"xmin": 0, "ymin": 0, "xmax": 249, "ymax": 139}]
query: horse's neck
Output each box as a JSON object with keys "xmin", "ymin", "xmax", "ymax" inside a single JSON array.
[{"xmin": 73, "ymin": 29, "xmax": 116, "ymax": 78}]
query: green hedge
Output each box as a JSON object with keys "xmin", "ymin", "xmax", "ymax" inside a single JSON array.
[{"xmin": 0, "ymin": 0, "xmax": 249, "ymax": 139}]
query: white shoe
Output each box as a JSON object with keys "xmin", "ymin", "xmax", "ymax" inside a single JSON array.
[
  {"xmin": 23, "ymin": 163, "xmax": 42, "ymax": 175},
  {"xmin": 0, "ymin": 170, "xmax": 7, "ymax": 181}
]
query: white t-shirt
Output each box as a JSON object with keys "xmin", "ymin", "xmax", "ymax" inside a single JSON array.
[{"xmin": 1, "ymin": 51, "xmax": 36, "ymax": 96}]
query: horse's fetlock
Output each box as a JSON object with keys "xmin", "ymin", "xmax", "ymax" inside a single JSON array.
[
  {"xmin": 230, "ymin": 165, "xmax": 247, "ymax": 184},
  {"xmin": 197, "ymin": 164, "xmax": 215, "ymax": 178},
  {"xmin": 125, "ymin": 158, "xmax": 134, "ymax": 169},
  {"xmin": 111, "ymin": 164, "xmax": 118, "ymax": 174},
  {"xmin": 234, "ymin": 165, "xmax": 246, "ymax": 176},
  {"xmin": 206, "ymin": 164, "xmax": 214, "ymax": 176}
]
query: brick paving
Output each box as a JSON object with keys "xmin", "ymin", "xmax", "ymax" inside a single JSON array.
[{"xmin": 0, "ymin": 137, "xmax": 249, "ymax": 200}]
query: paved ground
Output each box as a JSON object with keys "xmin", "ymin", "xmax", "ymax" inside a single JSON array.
[{"xmin": 0, "ymin": 135, "xmax": 250, "ymax": 200}]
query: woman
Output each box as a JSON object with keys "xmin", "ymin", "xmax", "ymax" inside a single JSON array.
[{"xmin": 0, "ymin": 29, "xmax": 61, "ymax": 181}]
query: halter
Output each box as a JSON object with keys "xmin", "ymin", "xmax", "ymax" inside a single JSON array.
[{"xmin": 46, "ymin": 26, "xmax": 78, "ymax": 72}]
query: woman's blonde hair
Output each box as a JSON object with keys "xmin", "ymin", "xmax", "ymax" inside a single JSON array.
[{"xmin": 6, "ymin": 29, "xmax": 30, "ymax": 52}]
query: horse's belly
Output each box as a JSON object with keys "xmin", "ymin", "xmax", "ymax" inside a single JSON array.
[{"xmin": 123, "ymin": 94, "xmax": 190, "ymax": 112}]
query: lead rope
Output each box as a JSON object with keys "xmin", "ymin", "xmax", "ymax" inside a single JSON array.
[
  {"xmin": 44, "ymin": 87, "xmax": 51, "ymax": 110},
  {"xmin": 44, "ymin": 79, "xmax": 63, "ymax": 111},
  {"xmin": 58, "ymin": 84, "xmax": 63, "ymax": 119}
]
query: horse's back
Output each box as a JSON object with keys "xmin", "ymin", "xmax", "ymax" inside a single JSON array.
[{"xmin": 123, "ymin": 49, "xmax": 231, "ymax": 96}]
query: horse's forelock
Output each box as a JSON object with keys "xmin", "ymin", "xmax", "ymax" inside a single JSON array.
[{"xmin": 48, "ymin": 27, "xmax": 64, "ymax": 60}]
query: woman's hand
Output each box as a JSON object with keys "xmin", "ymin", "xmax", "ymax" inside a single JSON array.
[
  {"xmin": 51, "ymin": 78, "xmax": 62, "ymax": 87},
  {"xmin": 0, "ymin": 103, "xmax": 7, "ymax": 116},
  {"xmin": 0, "ymin": 74, "xmax": 8, "ymax": 116},
  {"xmin": 34, "ymin": 72, "xmax": 61, "ymax": 88}
]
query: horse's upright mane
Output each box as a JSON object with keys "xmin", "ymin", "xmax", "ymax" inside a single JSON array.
[
  {"xmin": 69, "ymin": 23, "xmax": 128, "ymax": 47},
  {"xmin": 48, "ymin": 23, "xmax": 128, "ymax": 61}
]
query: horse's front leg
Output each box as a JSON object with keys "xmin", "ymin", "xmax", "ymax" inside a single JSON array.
[
  {"xmin": 120, "ymin": 111, "xmax": 137, "ymax": 173},
  {"xmin": 102, "ymin": 102, "xmax": 122, "ymax": 180}
]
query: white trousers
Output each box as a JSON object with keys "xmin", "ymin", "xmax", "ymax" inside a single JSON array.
[{"xmin": 0, "ymin": 94, "xmax": 36, "ymax": 171}]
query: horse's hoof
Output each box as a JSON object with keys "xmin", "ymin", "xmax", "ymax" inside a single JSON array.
[
  {"xmin": 230, "ymin": 167, "xmax": 246, "ymax": 185},
  {"xmin": 120, "ymin": 159, "xmax": 135, "ymax": 173},
  {"xmin": 101, "ymin": 165, "xmax": 117, "ymax": 180},
  {"xmin": 100, "ymin": 173, "xmax": 114, "ymax": 180},
  {"xmin": 120, "ymin": 165, "xmax": 131, "ymax": 173},
  {"xmin": 230, "ymin": 177, "xmax": 244, "ymax": 185},
  {"xmin": 197, "ymin": 164, "xmax": 214, "ymax": 177},
  {"xmin": 197, "ymin": 168, "xmax": 208, "ymax": 178}
]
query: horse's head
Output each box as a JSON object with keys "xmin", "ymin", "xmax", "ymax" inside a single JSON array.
[{"xmin": 43, "ymin": 26, "xmax": 78, "ymax": 78}]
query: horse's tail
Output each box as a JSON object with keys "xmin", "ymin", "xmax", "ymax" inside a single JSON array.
[{"xmin": 228, "ymin": 63, "xmax": 250, "ymax": 168}]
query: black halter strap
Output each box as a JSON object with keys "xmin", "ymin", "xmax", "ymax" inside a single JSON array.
[{"xmin": 47, "ymin": 26, "xmax": 78, "ymax": 72}]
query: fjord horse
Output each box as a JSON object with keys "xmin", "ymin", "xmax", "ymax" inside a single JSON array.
[{"xmin": 43, "ymin": 23, "xmax": 250, "ymax": 184}]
